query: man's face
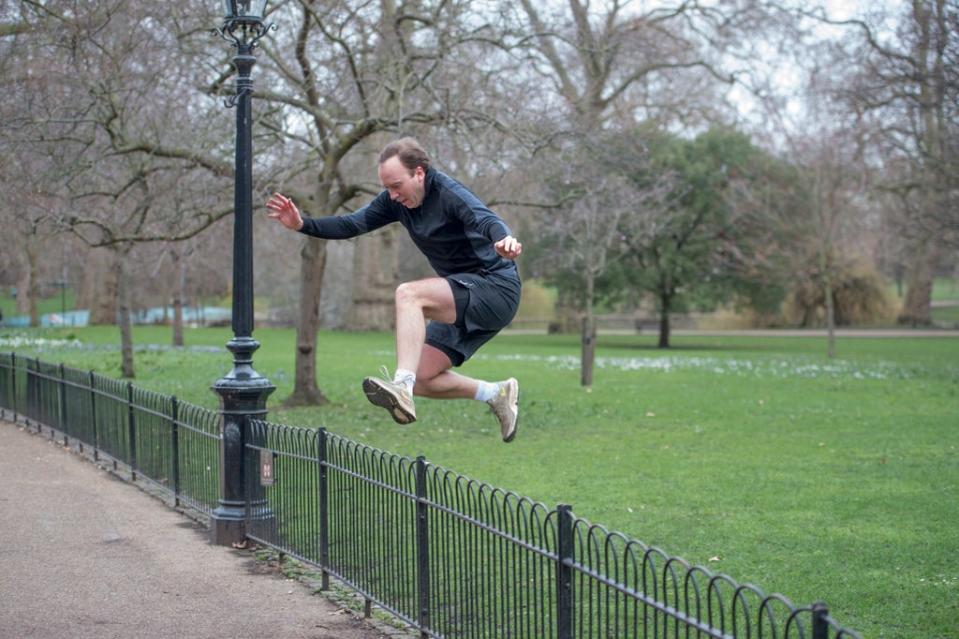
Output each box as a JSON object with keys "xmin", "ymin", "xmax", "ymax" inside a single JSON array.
[{"xmin": 378, "ymin": 156, "xmax": 426, "ymax": 209}]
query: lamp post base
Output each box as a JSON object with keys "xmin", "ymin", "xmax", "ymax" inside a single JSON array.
[
  {"xmin": 211, "ymin": 503, "xmax": 247, "ymax": 546},
  {"xmin": 211, "ymin": 336, "xmax": 275, "ymax": 546}
]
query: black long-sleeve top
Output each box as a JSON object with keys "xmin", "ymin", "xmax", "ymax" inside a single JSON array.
[{"xmin": 298, "ymin": 167, "xmax": 517, "ymax": 278}]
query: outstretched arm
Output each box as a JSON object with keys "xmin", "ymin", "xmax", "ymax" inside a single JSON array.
[{"xmin": 267, "ymin": 190, "xmax": 398, "ymax": 239}]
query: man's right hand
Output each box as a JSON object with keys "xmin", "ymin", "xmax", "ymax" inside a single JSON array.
[{"xmin": 266, "ymin": 192, "xmax": 304, "ymax": 231}]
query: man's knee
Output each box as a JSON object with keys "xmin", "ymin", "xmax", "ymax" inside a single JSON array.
[
  {"xmin": 395, "ymin": 280, "xmax": 438, "ymax": 307},
  {"xmin": 396, "ymin": 278, "xmax": 456, "ymax": 322},
  {"xmin": 395, "ymin": 281, "xmax": 419, "ymax": 308}
]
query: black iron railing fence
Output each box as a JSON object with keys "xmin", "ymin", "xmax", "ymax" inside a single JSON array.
[
  {"xmin": 0, "ymin": 352, "xmax": 862, "ymax": 638},
  {"xmin": 0, "ymin": 353, "xmax": 221, "ymax": 517}
]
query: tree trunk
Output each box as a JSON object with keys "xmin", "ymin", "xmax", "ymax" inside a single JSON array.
[
  {"xmin": 351, "ymin": 230, "xmax": 399, "ymax": 330},
  {"xmin": 818, "ymin": 246, "xmax": 837, "ymax": 358},
  {"xmin": 580, "ymin": 316, "xmax": 596, "ymax": 387},
  {"xmin": 82, "ymin": 248, "xmax": 119, "ymax": 325},
  {"xmin": 14, "ymin": 269, "xmax": 30, "ymax": 317},
  {"xmin": 287, "ymin": 238, "xmax": 329, "ymax": 406},
  {"xmin": 894, "ymin": 1, "xmax": 944, "ymax": 328},
  {"xmin": 897, "ymin": 240, "xmax": 937, "ymax": 326},
  {"xmin": 824, "ymin": 271, "xmax": 836, "ymax": 358},
  {"xmin": 555, "ymin": 288, "xmax": 580, "ymax": 333},
  {"xmin": 580, "ymin": 275, "xmax": 596, "ymax": 387},
  {"xmin": 17, "ymin": 243, "xmax": 40, "ymax": 327},
  {"xmin": 319, "ymin": 240, "xmax": 355, "ymax": 329},
  {"xmin": 658, "ymin": 292, "xmax": 672, "ymax": 348},
  {"xmin": 115, "ymin": 252, "xmax": 135, "ymax": 378},
  {"xmin": 172, "ymin": 246, "xmax": 185, "ymax": 347}
]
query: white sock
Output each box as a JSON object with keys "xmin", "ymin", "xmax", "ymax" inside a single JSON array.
[
  {"xmin": 393, "ymin": 368, "xmax": 416, "ymax": 394},
  {"xmin": 474, "ymin": 380, "xmax": 498, "ymax": 403}
]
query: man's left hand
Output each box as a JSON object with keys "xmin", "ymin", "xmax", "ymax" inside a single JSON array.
[{"xmin": 494, "ymin": 236, "xmax": 523, "ymax": 260}]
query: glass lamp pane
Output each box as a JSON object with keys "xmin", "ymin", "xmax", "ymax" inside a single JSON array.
[
  {"xmin": 251, "ymin": 0, "xmax": 268, "ymax": 18},
  {"xmin": 230, "ymin": 0, "xmax": 267, "ymax": 17}
]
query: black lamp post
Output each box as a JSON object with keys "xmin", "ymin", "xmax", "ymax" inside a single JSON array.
[{"xmin": 211, "ymin": 0, "xmax": 275, "ymax": 546}]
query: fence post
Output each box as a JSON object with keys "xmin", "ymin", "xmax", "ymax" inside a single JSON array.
[
  {"xmin": 10, "ymin": 353, "xmax": 17, "ymax": 423},
  {"xmin": 58, "ymin": 363, "xmax": 68, "ymax": 447},
  {"xmin": 89, "ymin": 371, "xmax": 99, "ymax": 461},
  {"xmin": 40, "ymin": 359, "xmax": 51, "ymax": 437},
  {"xmin": 127, "ymin": 382, "xmax": 137, "ymax": 481},
  {"xmin": 38, "ymin": 358, "xmax": 47, "ymax": 434},
  {"xmin": 556, "ymin": 504, "xmax": 574, "ymax": 639},
  {"xmin": 34, "ymin": 359, "xmax": 43, "ymax": 433},
  {"xmin": 23, "ymin": 357, "xmax": 31, "ymax": 430},
  {"xmin": 317, "ymin": 427, "xmax": 330, "ymax": 591},
  {"xmin": 0, "ymin": 353, "xmax": 8, "ymax": 422},
  {"xmin": 30, "ymin": 358, "xmax": 39, "ymax": 432},
  {"xmin": 415, "ymin": 455, "xmax": 430, "ymax": 638},
  {"xmin": 171, "ymin": 396, "xmax": 180, "ymax": 507},
  {"xmin": 812, "ymin": 602, "xmax": 829, "ymax": 639}
]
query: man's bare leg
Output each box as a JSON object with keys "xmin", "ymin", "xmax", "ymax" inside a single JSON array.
[
  {"xmin": 366, "ymin": 278, "xmax": 518, "ymax": 440},
  {"xmin": 362, "ymin": 278, "xmax": 456, "ymax": 424},
  {"xmin": 414, "ymin": 344, "xmax": 519, "ymax": 442},
  {"xmin": 413, "ymin": 345, "xmax": 478, "ymax": 399},
  {"xmin": 394, "ymin": 278, "xmax": 456, "ymax": 374}
]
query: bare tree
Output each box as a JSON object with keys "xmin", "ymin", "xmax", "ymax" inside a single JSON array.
[
  {"xmin": 809, "ymin": 0, "xmax": 959, "ymax": 324},
  {"xmin": 0, "ymin": 1, "xmax": 238, "ymax": 374},
  {"xmin": 536, "ymin": 132, "xmax": 672, "ymax": 383},
  {"xmin": 0, "ymin": 3, "xmax": 83, "ymax": 325},
  {"xmin": 791, "ymin": 130, "xmax": 871, "ymax": 356},
  {"xmin": 508, "ymin": 0, "xmax": 759, "ymax": 130},
  {"xmin": 504, "ymin": 0, "xmax": 766, "ymax": 345},
  {"xmin": 741, "ymin": 48, "xmax": 881, "ymax": 354},
  {"xmin": 0, "ymin": 151, "xmax": 63, "ymax": 326}
]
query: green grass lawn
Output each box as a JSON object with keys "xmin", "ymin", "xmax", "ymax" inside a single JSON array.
[{"xmin": 2, "ymin": 325, "xmax": 957, "ymax": 638}]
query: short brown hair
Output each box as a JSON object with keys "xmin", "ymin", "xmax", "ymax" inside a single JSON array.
[{"xmin": 379, "ymin": 137, "xmax": 431, "ymax": 174}]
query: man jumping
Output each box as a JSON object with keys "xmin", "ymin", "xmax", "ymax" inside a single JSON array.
[{"xmin": 266, "ymin": 137, "xmax": 522, "ymax": 442}]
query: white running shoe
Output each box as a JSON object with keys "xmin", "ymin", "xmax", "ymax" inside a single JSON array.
[
  {"xmin": 363, "ymin": 369, "xmax": 416, "ymax": 424},
  {"xmin": 488, "ymin": 378, "xmax": 519, "ymax": 442}
]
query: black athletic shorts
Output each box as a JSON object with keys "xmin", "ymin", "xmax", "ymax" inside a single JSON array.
[{"xmin": 425, "ymin": 268, "xmax": 521, "ymax": 366}]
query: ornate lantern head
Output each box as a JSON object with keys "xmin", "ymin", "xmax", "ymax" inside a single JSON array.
[
  {"xmin": 218, "ymin": 0, "xmax": 271, "ymax": 45},
  {"xmin": 222, "ymin": 0, "xmax": 268, "ymax": 22}
]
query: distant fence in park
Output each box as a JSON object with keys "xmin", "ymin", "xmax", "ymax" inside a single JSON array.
[
  {"xmin": 507, "ymin": 313, "xmax": 695, "ymax": 334},
  {"xmin": 0, "ymin": 306, "xmax": 231, "ymax": 329},
  {"xmin": 0, "ymin": 352, "xmax": 862, "ymax": 639}
]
